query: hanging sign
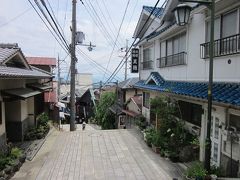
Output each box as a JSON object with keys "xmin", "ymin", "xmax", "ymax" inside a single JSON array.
[{"xmin": 131, "ymin": 48, "xmax": 139, "ymax": 73}]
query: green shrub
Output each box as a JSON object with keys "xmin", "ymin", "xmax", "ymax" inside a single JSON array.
[
  {"xmin": 185, "ymin": 162, "xmax": 207, "ymax": 178},
  {"xmin": 136, "ymin": 116, "xmax": 147, "ymax": 130},
  {"xmin": 10, "ymin": 148, "xmax": 22, "ymax": 159},
  {"xmin": 145, "ymin": 128, "xmax": 155, "ymax": 145},
  {"xmin": 37, "ymin": 112, "xmax": 49, "ymax": 127},
  {"xmin": 95, "ymin": 92, "xmax": 116, "ymax": 129},
  {"xmin": 152, "ymin": 130, "xmax": 162, "ymax": 147}
]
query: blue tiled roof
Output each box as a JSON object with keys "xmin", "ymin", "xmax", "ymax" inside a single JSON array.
[
  {"xmin": 145, "ymin": 72, "xmax": 165, "ymax": 85},
  {"xmin": 143, "ymin": 6, "xmax": 164, "ymax": 18},
  {"xmin": 135, "ymin": 72, "xmax": 240, "ymax": 106}
]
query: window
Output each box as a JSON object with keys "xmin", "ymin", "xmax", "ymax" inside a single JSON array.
[
  {"xmin": 142, "ymin": 47, "xmax": 153, "ymax": 69},
  {"xmin": 143, "ymin": 47, "xmax": 153, "ymax": 62},
  {"xmin": 229, "ymin": 114, "xmax": 240, "ymax": 131},
  {"xmin": 158, "ymin": 33, "xmax": 186, "ymax": 67},
  {"xmin": 143, "ymin": 92, "xmax": 150, "ymax": 109},
  {"xmin": 222, "ymin": 10, "xmax": 238, "ymax": 38},
  {"xmin": 206, "ymin": 10, "xmax": 238, "ymax": 41},
  {"xmin": 167, "ymin": 33, "xmax": 186, "ymax": 55},
  {"xmin": 178, "ymin": 101, "xmax": 202, "ymax": 127},
  {"xmin": 202, "ymin": 9, "xmax": 240, "ymax": 58}
]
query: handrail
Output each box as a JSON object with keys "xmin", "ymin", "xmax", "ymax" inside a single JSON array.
[
  {"xmin": 200, "ymin": 33, "xmax": 240, "ymax": 59},
  {"xmin": 157, "ymin": 52, "xmax": 186, "ymax": 68}
]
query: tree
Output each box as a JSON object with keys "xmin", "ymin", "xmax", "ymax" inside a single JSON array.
[{"xmin": 95, "ymin": 92, "xmax": 116, "ymax": 129}]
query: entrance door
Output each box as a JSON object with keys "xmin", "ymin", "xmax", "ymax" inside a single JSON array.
[{"xmin": 210, "ymin": 113, "xmax": 221, "ymax": 166}]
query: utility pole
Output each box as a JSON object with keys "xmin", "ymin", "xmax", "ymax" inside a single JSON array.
[
  {"xmin": 124, "ymin": 39, "xmax": 128, "ymax": 81},
  {"xmin": 57, "ymin": 54, "xmax": 61, "ymax": 100},
  {"xmin": 70, "ymin": 0, "xmax": 77, "ymax": 131}
]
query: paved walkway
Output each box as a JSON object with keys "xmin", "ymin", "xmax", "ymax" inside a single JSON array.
[{"xmin": 12, "ymin": 125, "xmax": 184, "ymax": 180}]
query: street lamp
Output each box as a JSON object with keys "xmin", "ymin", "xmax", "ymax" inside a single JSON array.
[
  {"xmin": 173, "ymin": 4, "xmax": 192, "ymax": 26},
  {"xmin": 173, "ymin": 0, "xmax": 215, "ymax": 171}
]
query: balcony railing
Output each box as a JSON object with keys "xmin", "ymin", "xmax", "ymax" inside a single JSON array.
[
  {"xmin": 157, "ymin": 52, "xmax": 186, "ymax": 68},
  {"xmin": 141, "ymin": 60, "xmax": 153, "ymax": 70},
  {"xmin": 200, "ymin": 34, "xmax": 240, "ymax": 59}
]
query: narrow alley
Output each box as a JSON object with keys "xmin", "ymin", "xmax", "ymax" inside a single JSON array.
[{"xmin": 12, "ymin": 125, "xmax": 184, "ymax": 180}]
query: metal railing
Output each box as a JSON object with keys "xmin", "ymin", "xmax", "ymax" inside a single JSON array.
[
  {"xmin": 141, "ymin": 60, "xmax": 153, "ymax": 70},
  {"xmin": 157, "ymin": 52, "xmax": 186, "ymax": 68},
  {"xmin": 200, "ymin": 33, "xmax": 240, "ymax": 59}
]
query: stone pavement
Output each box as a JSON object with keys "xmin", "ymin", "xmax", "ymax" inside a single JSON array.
[{"xmin": 12, "ymin": 125, "xmax": 184, "ymax": 180}]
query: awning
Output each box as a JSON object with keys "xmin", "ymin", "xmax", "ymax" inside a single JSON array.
[
  {"xmin": 122, "ymin": 109, "xmax": 140, "ymax": 117},
  {"xmin": 2, "ymin": 88, "xmax": 41, "ymax": 100},
  {"xmin": 27, "ymin": 83, "xmax": 52, "ymax": 91}
]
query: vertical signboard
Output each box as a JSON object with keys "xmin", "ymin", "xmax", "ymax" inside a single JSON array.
[{"xmin": 131, "ymin": 48, "xmax": 139, "ymax": 73}]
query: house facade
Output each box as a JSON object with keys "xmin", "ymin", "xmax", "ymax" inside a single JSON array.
[
  {"xmin": 133, "ymin": 1, "xmax": 240, "ymax": 177},
  {"xmin": 0, "ymin": 44, "xmax": 52, "ymax": 148}
]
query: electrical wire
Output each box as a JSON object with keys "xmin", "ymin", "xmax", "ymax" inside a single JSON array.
[
  {"xmin": 40, "ymin": 0, "xmax": 69, "ymax": 50},
  {"xmin": 105, "ymin": 0, "xmax": 168, "ymax": 84},
  {"xmin": 0, "ymin": 8, "xmax": 31, "ymax": 28},
  {"xmin": 102, "ymin": 0, "xmax": 130, "ymax": 81},
  {"xmin": 123, "ymin": 0, "xmax": 139, "ymax": 39},
  {"xmin": 34, "ymin": 0, "xmax": 70, "ymax": 52},
  {"xmin": 94, "ymin": 0, "xmax": 125, "ymax": 45},
  {"xmin": 27, "ymin": 0, "xmax": 69, "ymax": 54},
  {"xmin": 86, "ymin": 0, "xmax": 122, "ymax": 48}
]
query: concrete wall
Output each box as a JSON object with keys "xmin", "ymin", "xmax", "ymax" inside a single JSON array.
[
  {"xmin": 0, "ymin": 79, "xmax": 25, "ymax": 90},
  {"xmin": 125, "ymin": 90, "xmax": 136, "ymax": 102},
  {"xmin": 127, "ymin": 100, "xmax": 140, "ymax": 114}
]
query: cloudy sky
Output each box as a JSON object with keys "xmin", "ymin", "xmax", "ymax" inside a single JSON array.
[{"xmin": 0, "ymin": 0, "xmax": 164, "ymax": 83}]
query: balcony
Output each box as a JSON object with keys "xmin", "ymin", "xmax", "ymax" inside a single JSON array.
[
  {"xmin": 157, "ymin": 52, "xmax": 186, "ymax": 68},
  {"xmin": 200, "ymin": 34, "xmax": 240, "ymax": 59},
  {"xmin": 141, "ymin": 60, "xmax": 153, "ymax": 70}
]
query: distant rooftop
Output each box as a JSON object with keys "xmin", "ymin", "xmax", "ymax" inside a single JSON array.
[
  {"xmin": 118, "ymin": 77, "xmax": 139, "ymax": 89},
  {"xmin": 27, "ymin": 57, "xmax": 56, "ymax": 66}
]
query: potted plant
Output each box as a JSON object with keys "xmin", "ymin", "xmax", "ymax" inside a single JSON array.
[{"xmin": 185, "ymin": 162, "xmax": 207, "ymax": 180}]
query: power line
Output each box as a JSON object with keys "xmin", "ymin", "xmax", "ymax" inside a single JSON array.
[
  {"xmin": 0, "ymin": 8, "xmax": 31, "ymax": 28},
  {"xmin": 40, "ymin": 0, "xmax": 69, "ymax": 49},
  {"xmin": 102, "ymin": 0, "xmax": 131, "ymax": 81},
  {"xmin": 94, "ymin": 0, "xmax": 125, "ymax": 45},
  {"xmin": 76, "ymin": 48, "xmax": 121, "ymax": 81},
  {"xmin": 27, "ymin": 0, "xmax": 69, "ymax": 54},
  {"xmin": 123, "ymin": 0, "xmax": 139, "ymax": 39},
  {"xmin": 45, "ymin": 0, "xmax": 66, "ymax": 37},
  {"xmin": 34, "ymin": 0, "xmax": 70, "ymax": 52},
  {"xmin": 105, "ymin": 0, "xmax": 168, "ymax": 84},
  {"xmin": 86, "ymin": 0, "xmax": 122, "ymax": 48},
  {"xmin": 81, "ymin": 1, "xmax": 115, "ymax": 48}
]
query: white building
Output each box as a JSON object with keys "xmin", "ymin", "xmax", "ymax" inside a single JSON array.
[
  {"xmin": 133, "ymin": 1, "xmax": 240, "ymax": 177},
  {"xmin": 60, "ymin": 73, "xmax": 93, "ymax": 98}
]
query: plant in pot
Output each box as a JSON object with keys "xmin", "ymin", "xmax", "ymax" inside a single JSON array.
[
  {"xmin": 185, "ymin": 162, "xmax": 207, "ymax": 180},
  {"xmin": 151, "ymin": 130, "xmax": 162, "ymax": 154}
]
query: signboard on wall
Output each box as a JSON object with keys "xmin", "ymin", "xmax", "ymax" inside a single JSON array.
[{"xmin": 131, "ymin": 48, "xmax": 139, "ymax": 73}]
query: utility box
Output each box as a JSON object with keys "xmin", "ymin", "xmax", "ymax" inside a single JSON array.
[{"xmin": 75, "ymin": 31, "xmax": 85, "ymax": 44}]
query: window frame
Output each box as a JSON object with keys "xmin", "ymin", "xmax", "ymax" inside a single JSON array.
[{"xmin": 143, "ymin": 92, "xmax": 150, "ymax": 109}]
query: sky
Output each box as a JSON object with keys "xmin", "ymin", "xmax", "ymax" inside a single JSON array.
[{"xmin": 0, "ymin": 0, "xmax": 164, "ymax": 83}]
